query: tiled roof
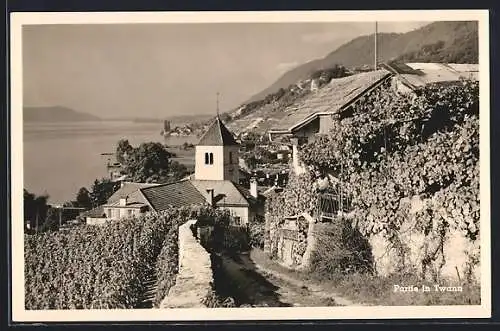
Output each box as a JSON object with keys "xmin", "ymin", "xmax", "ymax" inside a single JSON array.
[
  {"xmin": 81, "ymin": 205, "xmax": 105, "ymax": 218},
  {"xmin": 114, "ymin": 178, "xmax": 259, "ymax": 213},
  {"xmin": 268, "ymin": 69, "xmax": 391, "ymax": 132},
  {"xmin": 140, "ymin": 180, "xmax": 207, "ymax": 212},
  {"xmin": 190, "ymin": 180, "xmax": 250, "ymax": 207},
  {"xmin": 107, "ymin": 182, "xmax": 160, "ymax": 204},
  {"xmin": 103, "ymin": 200, "xmax": 147, "ymax": 209},
  {"xmin": 387, "ymin": 62, "xmax": 479, "ymax": 90},
  {"xmin": 446, "ymin": 63, "xmax": 479, "ymax": 73},
  {"xmin": 197, "ymin": 116, "xmax": 239, "ymax": 146},
  {"xmin": 233, "ymin": 183, "xmax": 266, "ymax": 206}
]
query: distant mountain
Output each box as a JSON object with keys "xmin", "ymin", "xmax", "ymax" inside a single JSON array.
[
  {"xmin": 24, "ymin": 106, "xmax": 101, "ymax": 122},
  {"xmin": 247, "ymin": 21, "xmax": 478, "ymax": 103},
  {"xmin": 100, "ymin": 116, "xmax": 160, "ymax": 122},
  {"xmin": 101, "ymin": 114, "xmax": 214, "ymax": 125}
]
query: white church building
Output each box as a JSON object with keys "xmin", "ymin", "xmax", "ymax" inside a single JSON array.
[{"xmin": 85, "ymin": 116, "xmax": 265, "ymax": 226}]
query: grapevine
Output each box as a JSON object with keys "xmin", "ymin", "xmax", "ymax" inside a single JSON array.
[
  {"xmin": 24, "ymin": 206, "xmax": 196, "ymax": 309},
  {"xmin": 298, "ymin": 80, "xmax": 479, "ymax": 240}
]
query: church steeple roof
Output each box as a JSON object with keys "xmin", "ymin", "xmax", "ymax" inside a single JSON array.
[{"xmin": 197, "ymin": 116, "xmax": 239, "ymax": 146}]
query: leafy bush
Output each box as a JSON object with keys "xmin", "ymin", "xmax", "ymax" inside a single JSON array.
[
  {"xmin": 249, "ymin": 220, "xmax": 265, "ymax": 249},
  {"xmin": 24, "ymin": 208, "xmax": 189, "ymax": 309},
  {"xmin": 188, "ymin": 206, "xmax": 249, "ymax": 253},
  {"xmin": 310, "ymin": 221, "xmax": 374, "ymax": 278},
  {"xmin": 201, "ymin": 289, "xmax": 236, "ymax": 308}
]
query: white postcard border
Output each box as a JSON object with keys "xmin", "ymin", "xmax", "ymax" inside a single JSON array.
[{"xmin": 9, "ymin": 9, "xmax": 491, "ymax": 322}]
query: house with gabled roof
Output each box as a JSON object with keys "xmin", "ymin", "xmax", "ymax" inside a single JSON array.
[
  {"xmin": 267, "ymin": 69, "xmax": 393, "ymax": 142},
  {"xmin": 262, "ymin": 63, "xmax": 478, "ymax": 175},
  {"xmin": 381, "ymin": 61, "xmax": 479, "ymax": 94},
  {"xmin": 85, "ymin": 116, "xmax": 265, "ymax": 226}
]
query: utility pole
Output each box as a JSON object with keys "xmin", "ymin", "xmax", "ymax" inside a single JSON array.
[
  {"xmin": 374, "ymin": 21, "xmax": 378, "ymax": 70},
  {"xmin": 35, "ymin": 208, "xmax": 39, "ymax": 233},
  {"xmin": 339, "ymin": 161, "xmax": 343, "ymax": 219}
]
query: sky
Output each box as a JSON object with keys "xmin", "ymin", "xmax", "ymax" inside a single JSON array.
[{"xmin": 23, "ymin": 21, "xmax": 429, "ymax": 119}]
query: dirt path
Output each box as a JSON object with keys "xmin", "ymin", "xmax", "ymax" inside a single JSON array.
[
  {"xmin": 251, "ymin": 258, "xmax": 363, "ymax": 306},
  {"xmin": 214, "ymin": 252, "xmax": 361, "ymax": 307}
]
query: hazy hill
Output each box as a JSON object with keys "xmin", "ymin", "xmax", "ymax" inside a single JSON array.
[
  {"xmin": 247, "ymin": 21, "xmax": 478, "ymax": 103},
  {"xmin": 24, "ymin": 106, "xmax": 101, "ymax": 122}
]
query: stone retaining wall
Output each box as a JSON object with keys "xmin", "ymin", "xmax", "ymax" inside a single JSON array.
[
  {"xmin": 368, "ymin": 196, "xmax": 480, "ymax": 282},
  {"xmin": 160, "ymin": 219, "xmax": 214, "ymax": 308}
]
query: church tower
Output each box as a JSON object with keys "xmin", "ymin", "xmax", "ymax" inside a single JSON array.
[{"xmin": 194, "ymin": 115, "xmax": 240, "ymax": 182}]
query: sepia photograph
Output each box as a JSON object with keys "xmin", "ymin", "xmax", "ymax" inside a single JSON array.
[{"xmin": 9, "ymin": 10, "xmax": 490, "ymax": 321}]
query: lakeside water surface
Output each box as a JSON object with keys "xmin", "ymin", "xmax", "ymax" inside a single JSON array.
[{"xmin": 23, "ymin": 121, "xmax": 198, "ymax": 204}]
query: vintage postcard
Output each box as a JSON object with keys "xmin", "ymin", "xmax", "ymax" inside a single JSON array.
[{"xmin": 9, "ymin": 9, "xmax": 490, "ymax": 322}]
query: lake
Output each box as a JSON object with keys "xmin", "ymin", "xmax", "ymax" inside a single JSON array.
[{"xmin": 23, "ymin": 121, "xmax": 198, "ymax": 204}]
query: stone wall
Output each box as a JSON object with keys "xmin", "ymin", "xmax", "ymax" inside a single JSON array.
[
  {"xmin": 297, "ymin": 213, "xmax": 317, "ymax": 271},
  {"xmin": 368, "ymin": 196, "xmax": 480, "ymax": 282},
  {"xmin": 272, "ymin": 212, "xmax": 317, "ymax": 271},
  {"xmin": 160, "ymin": 220, "xmax": 214, "ymax": 308}
]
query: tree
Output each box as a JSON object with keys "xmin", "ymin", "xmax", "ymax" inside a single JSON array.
[
  {"xmin": 23, "ymin": 189, "xmax": 50, "ymax": 231},
  {"xmin": 169, "ymin": 160, "xmax": 189, "ymax": 181},
  {"xmin": 40, "ymin": 208, "xmax": 60, "ymax": 232},
  {"xmin": 243, "ymin": 154, "xmax": 257, "ymax": 170},
  {"xmin": 310, "ymin": 64, "xmax": 350, "ymax": 87},
  {"xmin": 115, "ymin": 140, "xmax": 193, "ymax": 184},
  {"xmin": 75, "ymin": 187, "xmax": 92, "ymax": 210},
  {"xmin": 122, "ymin": 142, "xmax": 173, "ymax": 183},
  {"xmin": 91, "ymin": 178, "xmax": 119, "ymax": 207},
  {"xmin": 219, "ymin": 113, "xmax": 232, "ymax": 122},
  {"xmin": 116, "ymin": 139, "xmax": 133, "ymax": 164}
]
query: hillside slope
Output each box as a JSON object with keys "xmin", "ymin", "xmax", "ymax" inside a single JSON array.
[
  {"xmin": 24, "ymin": 106, "xmax": 101, "ymax": 122},
  {"xmin": 247, "ymin": 21, "xmax": 478, "ymax": 103}
]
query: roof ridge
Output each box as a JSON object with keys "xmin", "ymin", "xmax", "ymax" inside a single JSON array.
[
  {"xmin": 217, "ymin": 117, "xmax": 224, "ymax": 145},
  {"xmin": 231, "ymin": 181, "xmax": 255, "ymax": 202},
  {"xmin": 197, "ymin": 116, "xmax": 238, "ymax": 146},
  {"xmin": 196, "ymin": 117, "xmax": 215, "ymax": 145},
  {"xmin": 139, "ymin": 179, "xmax": 189, "ymax": 192}
]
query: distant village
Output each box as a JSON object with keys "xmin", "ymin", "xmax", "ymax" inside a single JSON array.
[{"xmin": 73, "ymin": 61, "xmax": 478, "ymax": 228}]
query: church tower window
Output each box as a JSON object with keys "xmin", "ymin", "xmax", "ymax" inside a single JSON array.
[{"xmin": 205, "ymin": 152, "xmax": 214, "ymax": 165}]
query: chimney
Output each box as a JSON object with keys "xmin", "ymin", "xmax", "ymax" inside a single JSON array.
[
  {"xmin": 250, "ymin": 178, "xmax": 258, "ymax": 198},
  {"xmin": 206, "ymin": 188, "xmax": 214, "ymax": 206},
  {"xmin": 119, "ymin": 196, "xmax": 128, "ymax": 206}
]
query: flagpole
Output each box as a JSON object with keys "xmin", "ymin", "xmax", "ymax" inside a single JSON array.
[{"xmin": 216, "ymin": 92, "xmax": 220, "ymax": 117}]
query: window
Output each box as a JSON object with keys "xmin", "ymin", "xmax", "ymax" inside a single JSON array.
[
  {"xmin": 233, "ymin": 216, "xmax": 242, "ymax": 226},
  {"xmin": 204, "ymin": 152, "xmax": 214, "ymax": 165},
  {"xmin": 229, "ymin": 151, "xmax": 233, "ymax": 164}
]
